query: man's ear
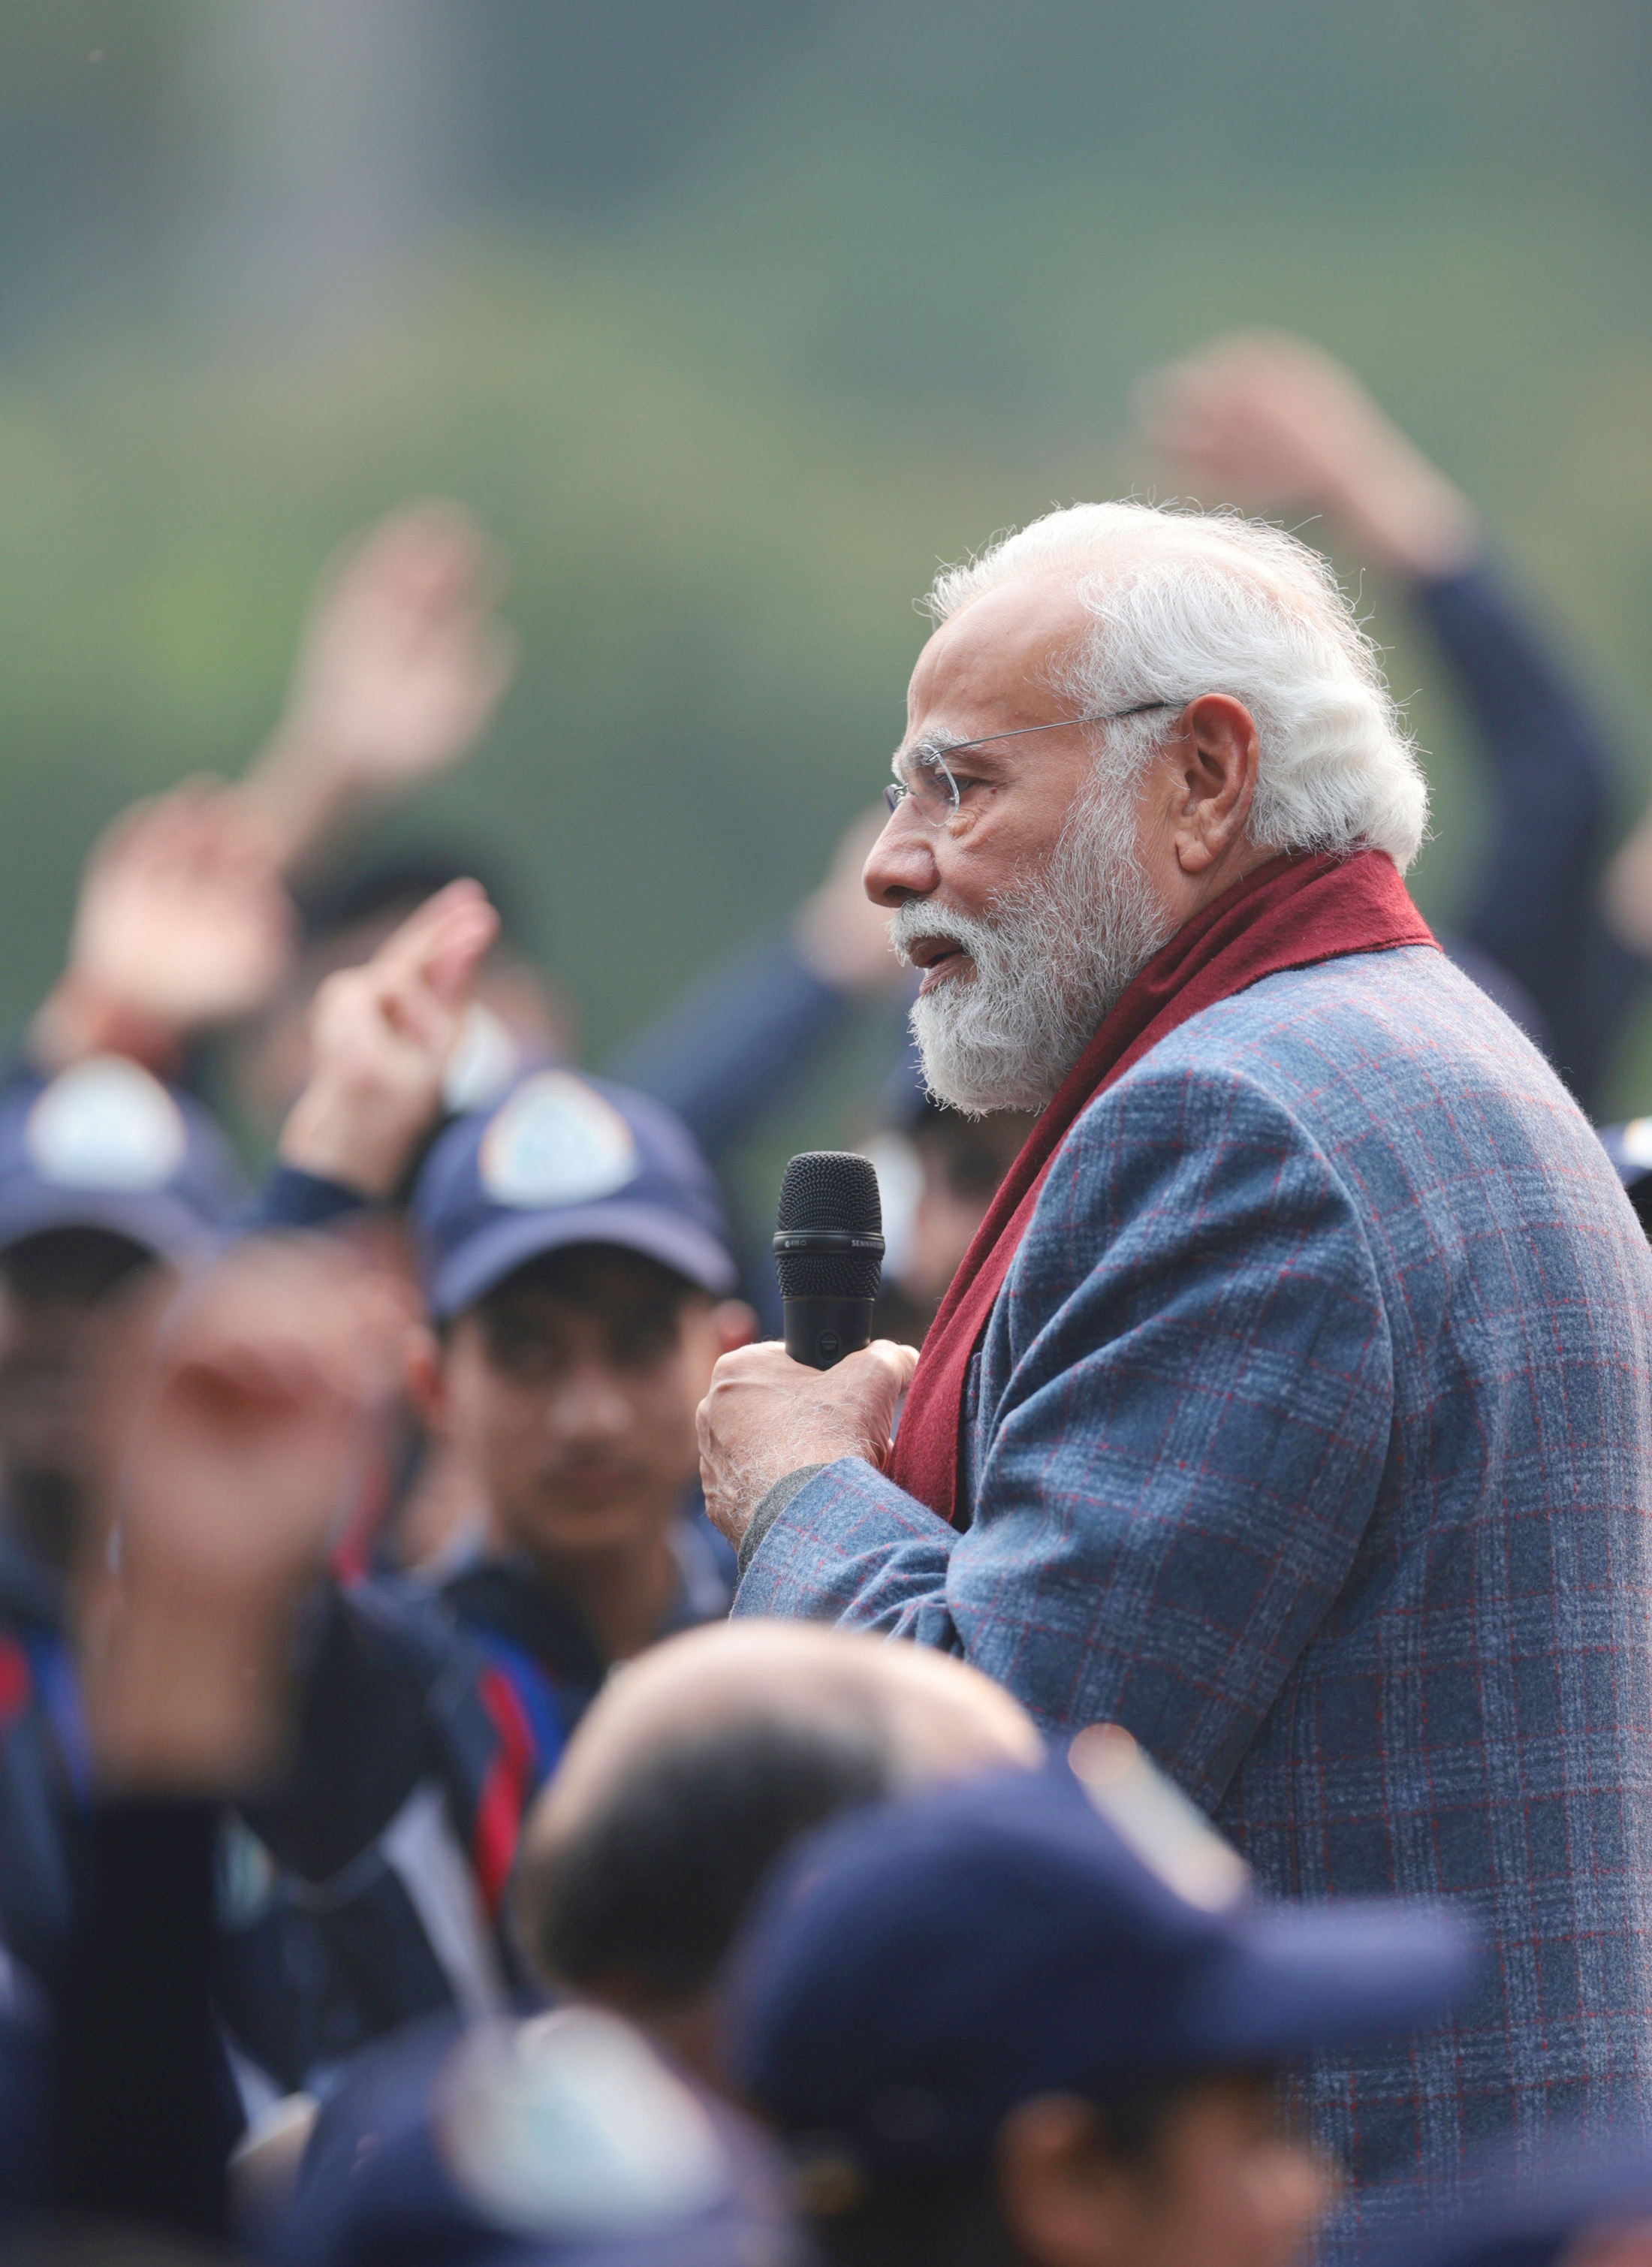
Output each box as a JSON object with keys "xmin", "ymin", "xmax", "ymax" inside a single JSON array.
[
  {"xmin": 405, "ymin": 1322, "xmax": 448, "ymax": 1436},
  {"xmin": 712, "ymin": 1300, "xmax": 759, "ymax": 1356},
  {"xmin": 994, "ymin": 2095, "xmax": 1138, "ymax": 2267},
  {"xmin": 1171, "ymin": 692, "xmax": 1259, "ymax": 876}
]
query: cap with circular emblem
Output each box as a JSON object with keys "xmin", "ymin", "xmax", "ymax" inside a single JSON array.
[
  {"xmin": 411, "ymin": 1069, "xmax": 737, "ymax": 1322},
  {"xmin": 0, "ymin": 1057, "xmax": 243, "ymax": 1259}
]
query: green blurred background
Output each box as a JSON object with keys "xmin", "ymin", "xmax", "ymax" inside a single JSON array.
[{"xmin": 2, "ymin": 0, "xmax": 1650, "ymax": 1177}]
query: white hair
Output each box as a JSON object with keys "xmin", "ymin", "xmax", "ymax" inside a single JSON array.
[{"xmin": 924, "ymin": 499, "xmax": 1428, "ymax": 872}]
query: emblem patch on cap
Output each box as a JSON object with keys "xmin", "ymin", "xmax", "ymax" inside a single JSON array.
[
  {"xmin": 479, "ymin": 1072, "xmax": 641, "ymax": 1210},
  {"xmin": 26, "ymin": 1056, "xmax": 188, "ymax": 1191}
]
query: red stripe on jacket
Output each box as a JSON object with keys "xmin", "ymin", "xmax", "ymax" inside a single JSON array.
[{"xmin": 472, "ymin": 1666, "xmax": 535, "ymax": 1916}]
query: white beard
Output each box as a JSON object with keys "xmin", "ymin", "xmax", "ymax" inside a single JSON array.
[{"xmin": 894, "ymin": 780, "xmax": 1172, "ymax": 1117}]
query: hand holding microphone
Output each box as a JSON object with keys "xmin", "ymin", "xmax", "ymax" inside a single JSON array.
[{"xmin": 696, "ymin": 1152, "xmax": 918, "ymax": 1549}]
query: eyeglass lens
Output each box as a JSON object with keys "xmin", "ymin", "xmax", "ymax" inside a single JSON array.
[{"xmin": 883, "ymin": 750, "xmax": 959, "ymax": 822}]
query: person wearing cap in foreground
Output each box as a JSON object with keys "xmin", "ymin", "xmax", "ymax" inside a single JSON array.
[
  {"xmin": 697, "ymin": 501, "xmax": 1652, "ymax": 2224},
  {"xmin": 219, "ymin": 886, "xmax": 758, "ymax": 2088},
  {"xmin": 0, "ymin": 1054, "xmax": 244, "ymax": 1985},
  {"xmin": 726, "ymin": 1735, "xmax": 1478, "ymax": 2267}
]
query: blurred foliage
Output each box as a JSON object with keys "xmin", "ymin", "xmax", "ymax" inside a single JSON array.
[{"xmin": 0, "ymin": 0, "xmax": 1650, "ymax": 1165}]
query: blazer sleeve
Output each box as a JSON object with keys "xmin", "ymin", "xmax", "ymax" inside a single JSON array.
[{"xmin": 737, "ymin": 1060, "xmax": 1395, "ymax": 1811}]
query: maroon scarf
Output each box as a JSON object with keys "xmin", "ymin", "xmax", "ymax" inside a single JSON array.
[{"xmin": 888, "ymin": 848, "xmax": 1436, "ymax": 1527}]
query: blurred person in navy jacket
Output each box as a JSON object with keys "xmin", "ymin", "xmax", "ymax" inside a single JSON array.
[
  {"xmin": 4, "ymin": 1228, "xmax": 792, "ymax": 2267},
  {"xmin": 0, "ymin": 1229, "xmax": 401, "ymax": 2249},
  {"xmin": 0, "ymin": 1059, "xmax": 244, "ymax": 1985}
]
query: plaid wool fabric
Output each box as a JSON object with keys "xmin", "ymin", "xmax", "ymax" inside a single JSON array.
[{"xmin": 736, "ymin": 945, "xmax": 1652, "ymax": 2240}]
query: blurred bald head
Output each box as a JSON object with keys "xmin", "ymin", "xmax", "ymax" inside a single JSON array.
[{"xmin": 514, "ymin": 1621, "xmax": 1039, "ymax": 2079}]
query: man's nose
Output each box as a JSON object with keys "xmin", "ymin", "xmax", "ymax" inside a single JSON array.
[
  {"xmin": 862, "ymin": 806, "xmax": 939, "ymax": 907},
  {"xmin": 544, "ymin": 1361, "xmax": 633, "ymax": 1445}
]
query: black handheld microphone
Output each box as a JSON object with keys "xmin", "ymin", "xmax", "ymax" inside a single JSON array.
[{"xmin": 773, "ymin": 1151, "xmax": 885, "ymax": 1370}]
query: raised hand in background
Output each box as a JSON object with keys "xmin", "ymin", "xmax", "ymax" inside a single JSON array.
[
  {"xmin": 277, "ymin": 878, "xmax": 499, "ymax": 1198},
  {"xmin": 792, "ymin": 805, "xmax": 904, "ymax": 993},
  {"xmin": 1135, "ymin": 330, "xmax": 1479, "ymax": 580},
  {"xmin": 30, "ymin": 778, "xmax": 297, "ymax": 1075},
  {"xmin": 246, "ymin": 502, "xmax": 517, "ymax": 876}
]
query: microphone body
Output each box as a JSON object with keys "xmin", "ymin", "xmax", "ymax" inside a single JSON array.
[{"xmin": 773, "ymin": 1152, "xmax": 885, "ymax": 1370}]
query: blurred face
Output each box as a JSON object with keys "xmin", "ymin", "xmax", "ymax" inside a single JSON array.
[
  {"xmin": 999, "ymin": 2073, "xmax": 1330, "ymax": 2267},
  {"xmin": 0, "ymin": 1228, "xmax": 159, "ymax": 1570},
  {"xmin": 906, "ymin": 1112, "xmax": 1037, "ymax": 1301},
  {"xmin": 429, "ymin": 1247, "xmax": 747, "ymax": 1567}
]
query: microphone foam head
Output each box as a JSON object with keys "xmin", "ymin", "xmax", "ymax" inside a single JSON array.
[{"xmin": 774, "ymin": 1151, "xmax": 884, "ymax": 1301}]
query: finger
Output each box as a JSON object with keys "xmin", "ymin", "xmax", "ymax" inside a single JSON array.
[
  {"xmin": 366, "ymin": 503, "xmax": 493, "ymax": 620},
  {"xmin": 149, "ymin": 781, "xmax": 240, "ymax": 883},
  {"xmin": 373, "ymin": 880, "xmax": 493, "ymax": 980},
  {"xmin": 385, "ymin": 897, "xmax": 496, "ymax": 1017},
  {"xmin": 376, "ymin": 981, "xmax": 451, "ymax": 1056},
  {"xmin": 94, "ymin": 786, "xmax": 212, "ymax": 882},
  {"xmin": 83, "ymin": 792, "xmax": 167, "ymax": 873}
]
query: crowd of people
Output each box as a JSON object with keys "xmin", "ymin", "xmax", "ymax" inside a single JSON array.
[{"xmin": 4, "ymin": 333, "xmax": 1652, "ymax": 2267}]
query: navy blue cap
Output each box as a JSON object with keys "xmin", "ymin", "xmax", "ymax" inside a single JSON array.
[
  {"xmin": 411, "ymin": 1069, "xmax": 737, "ymax": 1322},
  {"xmin": 0, "ymin": 1057, "xmax": 244, "ymax": 1261},
  {"xmin": 727, "ymin": 1738, "xmax": 1479, "ymax": 2168},
  {"xmin": 1597, "ymin": 1119, "xmax": 1652, "ymax": 1195}
]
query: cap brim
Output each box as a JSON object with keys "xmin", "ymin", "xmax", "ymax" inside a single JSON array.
[
  {"xmin": 0, "ymin": 1186, "xmax": 213, "ymax": 1263},
  {"xmin": 429, "ymin": 1201, "xmax": 738, "ymax": 1321},
  {"xmin": 1186, "ymin": 1900, "xmax": 1479, "ymax": 2065}
]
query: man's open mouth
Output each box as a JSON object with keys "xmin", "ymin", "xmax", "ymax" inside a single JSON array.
[{"xmin": 906, "ymin": 934, "xmax": 973, "ymax": 991}]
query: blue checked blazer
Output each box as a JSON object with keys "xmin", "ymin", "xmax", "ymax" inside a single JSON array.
[{"xmin": 735, "ymin": 945, "xmax": 1652, "ymax": 2241}]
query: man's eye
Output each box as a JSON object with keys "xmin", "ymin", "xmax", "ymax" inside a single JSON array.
[
  {"xmin": 613, "ymin": 1324, "xmax": 674, "ymax": 1370},
  {"xmin": 940, "ymin": 770, "xmax": 989, "ymax": 807},
  {"xmin": 484, "ymin": 1321, "xmax": 561, "ymax": 1375}
]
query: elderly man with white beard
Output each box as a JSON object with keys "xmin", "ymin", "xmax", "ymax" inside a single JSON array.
[{"xmin": 695, "ymin": 501, "xmax": 1652, "ymax": 2244}]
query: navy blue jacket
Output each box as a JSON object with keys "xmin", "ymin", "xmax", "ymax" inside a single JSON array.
[
  {"xmin": 0, "ymin": 1534, "xmax": 83, "ymax": 1989},
  {"xmin": 1420, "ymin": 557, "xmax": 1646, "ymax": 1112},
  {"xmin": 222, "ymin": 1515, "xmax": 734, "ymax": 2091}
]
